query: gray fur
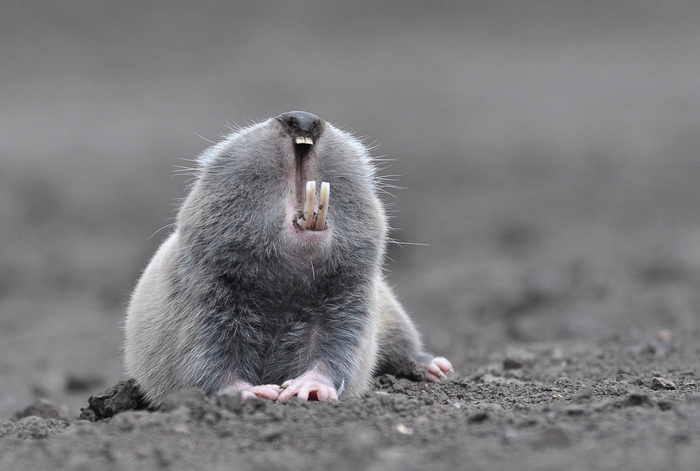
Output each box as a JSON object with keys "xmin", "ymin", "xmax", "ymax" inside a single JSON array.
[{"xmin": 125, "ymin": 112, "xmax": 433, "ymax": 406}]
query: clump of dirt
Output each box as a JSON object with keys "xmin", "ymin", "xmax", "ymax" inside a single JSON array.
[
  {"xmin": 2, "ymin": 334, "xmax": 700, "ymax": 470},
  {"xmin": 79, "ymin": 379, "xmax": 148, "ymax": 421}
]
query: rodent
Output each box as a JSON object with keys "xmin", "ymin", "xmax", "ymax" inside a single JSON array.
[{"xmin": 124, "ymin": 111, "xmax": 452, "ymax": 406}]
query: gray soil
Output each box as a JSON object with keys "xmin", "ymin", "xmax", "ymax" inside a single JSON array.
[
  {"xmin": 4, "ymin": 338, "xmax": 700, "ymax": 470},
  {"xmin": 2, "ymin": 2, "xmax": 700, "ymax": 470}
]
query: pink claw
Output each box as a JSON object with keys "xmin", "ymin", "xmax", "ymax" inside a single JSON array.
[
  {"xmin": 426, "ymin": 356, "xmax": 453, "ymax": 382},
  {"xmin": 277, "ymin": 370, "xmax": 339, "ymax": 402}
]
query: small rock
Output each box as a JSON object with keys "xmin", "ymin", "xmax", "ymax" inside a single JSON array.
[
  {"xmin": 15, "ymin": 399, "xmax": 69, "ymax": 421},
  {"xmin": 616, "ymin": 374, "xmax": 645, "ymax": 386},
  {"xmin": 395, "ymin": 424, "xmax": 413, "ymax": 435},
  {"xmin": 563, "ymin": 405, "xmax": 586, "ymax": 416},
  {"xmin": 377, "ymin": 374, "xmax": 397, "ymax": 387},
  {"xmin": 657, "ymin": 399, "xmax": 674, "ymax": 411},
  {"xmin": 65, "ymin": 374, "xmax": 105, "ymax": 393},
  {"xmin": 641, "ymin": 344, "xmax": 657, "ymax": 356},
  {"xmin": 503, "ymin": 358, "xmax": 523, "ymax": 370},
  {"xmin": 621, "ymin": 392, "xmax": 654, "ymax": 407},
  {"xmin": 436, "ymin": 392, "xmax": 450, "ymax": 403},
  {"xmin": 78, "ymin": 408, "xmax": 96, "ymax": 422},
  {"xmin": 467, "ymin": 411, "xmax": 489, "ymax": 423},
  {"xmin": 554, "ymin": 377, "xmax": 572, "ymax": 386},
  {"xmin": 650, "ymin": 377, "xmax": 676, "ymax": 390}
]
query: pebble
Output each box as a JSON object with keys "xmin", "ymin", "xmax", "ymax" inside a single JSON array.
[{"xmin": 650, "ymin": 377, "xmax": 676, "ymax": 390}]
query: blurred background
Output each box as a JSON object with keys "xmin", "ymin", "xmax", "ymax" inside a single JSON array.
[{"xmin": 2, "ymin": 0, "xmax": 699, "ymax": 417}]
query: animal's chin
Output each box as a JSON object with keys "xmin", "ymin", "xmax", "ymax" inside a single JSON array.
[{"xmin": 281, "ymin": 202, "xmax": 333, "ymax": 270}]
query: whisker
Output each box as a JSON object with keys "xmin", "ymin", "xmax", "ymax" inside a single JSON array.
[
  {"xmin": 147, "ymin": 223, "xmax": 175, "ymax": 241},
  {"xmin": 193, "ymin": 132, "xmax": 216, "ymax": 145}
]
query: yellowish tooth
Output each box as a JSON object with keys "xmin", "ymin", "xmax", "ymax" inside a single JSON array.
[
  {"xmin": 295, "ymin": 136, "xmax": 314, "ymax": 145},
  {"xmin": 303, "ymin": 181, "xmax": 316, "ymax": 229},
  {"xmin": 316, "ymin": 182, "xmax": 330, "ymax": 230}
]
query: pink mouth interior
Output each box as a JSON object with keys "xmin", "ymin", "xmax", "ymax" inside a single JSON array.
[
  {"xmin": 295, "ymin": 143, "xmax": 313, "ymax": 210},
  {"xmin": 291, "ymin": 141, "xmax": 329, "ymax": 232}
]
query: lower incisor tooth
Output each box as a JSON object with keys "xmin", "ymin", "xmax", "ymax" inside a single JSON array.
[
  {"xmin": 303, "ymin": 181, "xmax": 316, "ymax": 229},
  {"xmin": 315, "ymin": 182, "xmax": 330, "ymax": 230}
]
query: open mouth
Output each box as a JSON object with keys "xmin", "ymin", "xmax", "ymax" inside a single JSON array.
[
  {"xmin": 298, "ymin": 179, "xmax": 330, "ymax": 231},
  {"xmin": 291, "ymin": 137, "xmax": 330, "ymax": 232}
]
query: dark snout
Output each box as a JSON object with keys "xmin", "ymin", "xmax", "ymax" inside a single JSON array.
[{"xmin": 277, "ymin": 111, "xmax": 324, "ymax": 142}]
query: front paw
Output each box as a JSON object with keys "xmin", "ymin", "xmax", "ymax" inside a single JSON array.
[
  {"xmin": 277, "ymin": 378, "xmax": 338, "ymax": 402},
  {"xmin": 426, "ymin": 356, "xmax": 453, "ymax": 382}
]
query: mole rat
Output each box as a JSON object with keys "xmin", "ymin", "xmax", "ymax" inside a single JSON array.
[{"xmin": 124, "ymin": 111, "xmax": 452, "ymax": 406}]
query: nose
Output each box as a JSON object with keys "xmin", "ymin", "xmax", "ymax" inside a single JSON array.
[{"xmin": 277, "ymin": 111, "xmax": 323, "ymax": 143}]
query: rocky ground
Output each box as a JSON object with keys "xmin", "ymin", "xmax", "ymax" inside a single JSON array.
[
  {"xmin": 3, "ymin": 332, "xmax": 700, "ymax": 470},
  {"xmin": 2, "ymin": 2, "xmax": 700, "ymax": 470}
]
